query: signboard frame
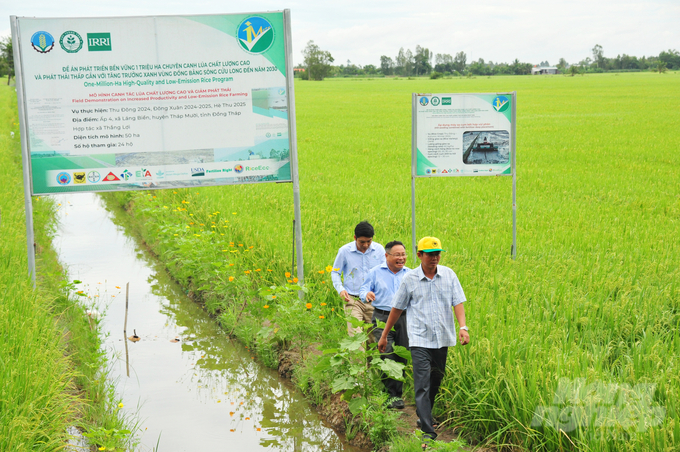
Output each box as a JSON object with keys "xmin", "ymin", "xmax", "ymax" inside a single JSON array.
[
  {"xmin": 12, "ymin": 10, "xmax": 304, "ymax": 285},
  {"xmin": 410, "ymin": 91, "xmax": 517, "ymax": 260}
]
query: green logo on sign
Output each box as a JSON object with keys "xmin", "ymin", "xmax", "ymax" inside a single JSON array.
[
  {"xmin": 492, "ymin": 96, "xmax": 510, "ymax": 112},
  {"xmin": 60, "ymin": 31, "xmax": 83, "ymax": 53},
  {"xmin": 237, "ymin": 16, "xmax": 274, "ymax": 54},
  {"xmin": 442, "ymin": 97, "xmax": 451, "ymax": 105},
  {"xmin": 431, "ymin": 96, "xmax": 440, "ymax": 106},
  {"xmin": 87, "ymin": 33, "xmax": 112, "ymax": 51}
]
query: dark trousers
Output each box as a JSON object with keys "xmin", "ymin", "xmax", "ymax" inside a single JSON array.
[
  {"xmin": 411, "ymin": 346, "xmax": 448, "ymax": 440},
  {"xmin": 372, "ymin": 308, "xmax": 409, "ymax": 399}
]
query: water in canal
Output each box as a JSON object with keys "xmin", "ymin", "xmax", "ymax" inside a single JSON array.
[{"xmin": 53, "ymin": 193, "xmax": 358, "ymax": 452}]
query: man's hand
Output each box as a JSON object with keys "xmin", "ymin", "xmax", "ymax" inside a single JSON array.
[
  {"xmin": 378, "ymin": 334, "xmax": 388, "ymax": 353},
  {"xmin": 459, "ymin": 329, "xmax": 470, "ymax": 346},
  {"xmin": 339, "ymin": 290, "xmax": 351, "ymax": 303},
  {"xmin": 365, "ymin": 291, "xmax": 376, "ymax": 302}
]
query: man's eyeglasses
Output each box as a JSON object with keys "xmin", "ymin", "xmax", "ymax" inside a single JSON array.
[
  {"xmin": 423, "ymin": 251, "xmax": 441, "ymax": 257},
  {"xmin": 387, "ymin": 253, "xmax": 407, "ymax": 258}
]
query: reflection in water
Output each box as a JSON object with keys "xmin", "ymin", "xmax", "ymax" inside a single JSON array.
[{"xmin": 53, "ymin": 193, "xmax": 358, "ymax": 452}]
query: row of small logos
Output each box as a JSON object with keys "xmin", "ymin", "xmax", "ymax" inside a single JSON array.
[
  {"xmin": 419, "ymin": 95, "xmax": 510, "ymax": 112},
  {"xmin": 31, "ymin": 31, "xmax": 111, "ymax": 54},
  {"xmin": 419, "ymin": 96, "xmax": 453, "ymax": 107},
  {"xmin": 54, "ymin": 164, "xmax": 255, "ymax": 186},
  {"xmin": 425, "ymin": 168, "xmax": 497, "ymax": 174},
  {"xmin": 31, "ymin": 15, "xmax": 275, "ymax": 56}
]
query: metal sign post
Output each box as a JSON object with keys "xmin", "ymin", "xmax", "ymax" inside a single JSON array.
[{"xmin": 11, "ymin": 16, "xmax": 36, "ymax": 285}]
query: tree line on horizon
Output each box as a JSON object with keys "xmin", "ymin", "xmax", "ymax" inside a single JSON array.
[
  {"xmin": 0, "ymin": 37, "xmax": 13, "ymax": 85},
  {"xmin": 299, "ymin": 40, "xmax": 680, "ymax": 80}
]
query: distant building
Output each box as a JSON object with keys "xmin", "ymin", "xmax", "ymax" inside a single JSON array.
[{"xmin": 532, "ymin": 66, "xmax": 559, "ymax": 75}]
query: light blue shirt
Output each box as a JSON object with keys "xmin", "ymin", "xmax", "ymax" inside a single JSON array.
[
  {"xmin": 331, "ymin": 241, "xmax": 386, "ymax": 295},
  {"xmin": 391, "ymin": 264, "xmax": 466, "ymax": 348},
  {"xmin": 359, "ymin": 263, "xmax": 411, "ymax": 310}
]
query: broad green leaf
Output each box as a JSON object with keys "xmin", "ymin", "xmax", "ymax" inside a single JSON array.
[
  {"xmin": 330, "ymin": 354, "xmax": 345, "ymax": 366},
  {"xmin": 377, "ymin": 359, "xmax": 406, "ymax": 380},
  {"xmin": 340, "ymin": 334, "xmax": 367, "ymax": 351},
  {"xmin": 341, "ymin": 387, "xmax": 358, "ymax": 402},
  {"xmin": 348, "ymin": 396, "xmax": 368, "ymax": 415},
  {"xmin": 349, "ymin": 363, "xmax": 364, "ymax": 376},
  {"xmin": 348, "ymin": 316, "xmax": 365, "ymax": 328},
  {"xmin": 392, "ymin": 345, "xmax": 412, "ymax": 362},
  {"xmin": 332, "ymin": 375, "xmax": 355, "ymax": 393}
]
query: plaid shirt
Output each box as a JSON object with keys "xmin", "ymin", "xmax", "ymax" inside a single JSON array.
[{"xmin": 391, "ymin": 264, "xmax": 466, "ymax": 348}]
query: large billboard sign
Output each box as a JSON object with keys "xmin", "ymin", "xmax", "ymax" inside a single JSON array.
[
  {"xmin": 13, "ymin": 13, "xmax": 294, "ymax": 194},
  {"xmin": 413, "ymin": 93, "xmax": 515, "ymax": 177}
]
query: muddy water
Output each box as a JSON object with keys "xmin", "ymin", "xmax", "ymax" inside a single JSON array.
[{"xmin": 53, "ymin": 193, "xmax": 358, "ymax": 452}]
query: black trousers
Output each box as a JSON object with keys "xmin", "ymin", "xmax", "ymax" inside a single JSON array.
[
  {"xmin": 411, "ymin": 346, "xmax": 448, "ymax": 440},
  {"xmin": 372, "ymin": 308, "xmax": 409, "ymax": 399}
]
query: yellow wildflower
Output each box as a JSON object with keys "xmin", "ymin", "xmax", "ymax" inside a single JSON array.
[
  {"xmin": 305, "ymin": 303, "xmax": 312, "ymax": 309},
  {"xmin": 229, "ymin": 276, "xmax": 235, "ymax": 282}
]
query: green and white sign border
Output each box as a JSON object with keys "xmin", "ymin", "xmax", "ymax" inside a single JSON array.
[{"xmin": 11, "ymin": 10, "xmax": 304, "ymax": 287}]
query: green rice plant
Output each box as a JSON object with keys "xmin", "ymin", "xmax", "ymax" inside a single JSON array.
[
  {"xmin": 0, "ymin": 86, "xmax": 133, "ymax": 451},
  {"xmin": 104, "ymin": 72, "xmax": 680, "ymax": 451}
]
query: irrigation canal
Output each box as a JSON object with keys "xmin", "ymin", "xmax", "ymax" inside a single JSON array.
[{"xmin": 53, "ymin": 193, "xmax": 359, "ymax": 452}]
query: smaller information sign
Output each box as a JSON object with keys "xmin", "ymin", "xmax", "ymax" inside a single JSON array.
[{"xmin": 413, "ymin": 93, "xmax": 514, "ymax": 177}]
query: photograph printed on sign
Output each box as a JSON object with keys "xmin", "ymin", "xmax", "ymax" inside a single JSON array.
[{"xmin": 462, "ymin": 131, "xmax": 510, "ymax": 165}]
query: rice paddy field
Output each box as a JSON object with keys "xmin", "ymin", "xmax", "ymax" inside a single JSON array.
[
  {"xmin": 105, "ymin": 71, "xmax": 678, "ymax": 451},
  {"xmin": 0, "ymin": 86, "xmax": 132, "ymax": 451}
]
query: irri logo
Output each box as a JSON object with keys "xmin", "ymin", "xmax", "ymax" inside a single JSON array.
[{"xmin": 87, "ymin": 33, "xmax": 111, "ymax": 52}]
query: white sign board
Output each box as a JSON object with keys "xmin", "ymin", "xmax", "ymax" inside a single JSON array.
[
  {"xmin": 13, "ymin": 12, "xmax": 294, "ymax": 194},
  {"xmin": 413, "ymin": 93, "xmax": 514, "ymax": 177}
]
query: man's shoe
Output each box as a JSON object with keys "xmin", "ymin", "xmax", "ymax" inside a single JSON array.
[
  {"xmin": 416, "ymin": 418, "xmax": 440, "ymax": 429},
  {"xmin": 388, "ymin": 398, "xmax": 405, "ymax": 409}
]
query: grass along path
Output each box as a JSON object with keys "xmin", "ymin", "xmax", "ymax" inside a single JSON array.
[
  {"xmin": 0, "ymin": 86, "xmax": 133, "ymax": 451},
  {"xmin": 106, "ymin": 72, "xmax": 679, "ymax": 451}
]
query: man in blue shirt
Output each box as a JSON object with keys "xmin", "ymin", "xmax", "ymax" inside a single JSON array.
[
  {"xmin": 378, "ymin": 237, "xmax": 470, "ymax": 443},
  {"xmin": 360, "ymin": 240, "xmax": 410, "ymax": 409},
  {"xmin": 331, "ymin": 221, "xmax": 386, "ymax": 340}
]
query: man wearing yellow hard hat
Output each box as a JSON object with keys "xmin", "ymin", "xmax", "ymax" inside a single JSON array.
[{"xmin": 378, "ymin": 236, "xmax": 470, "ymax": 447}]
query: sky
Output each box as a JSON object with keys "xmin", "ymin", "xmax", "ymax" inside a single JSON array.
[{"xmin": 2, "ymin": 0, "xmax": 678, "ymax": 67}]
